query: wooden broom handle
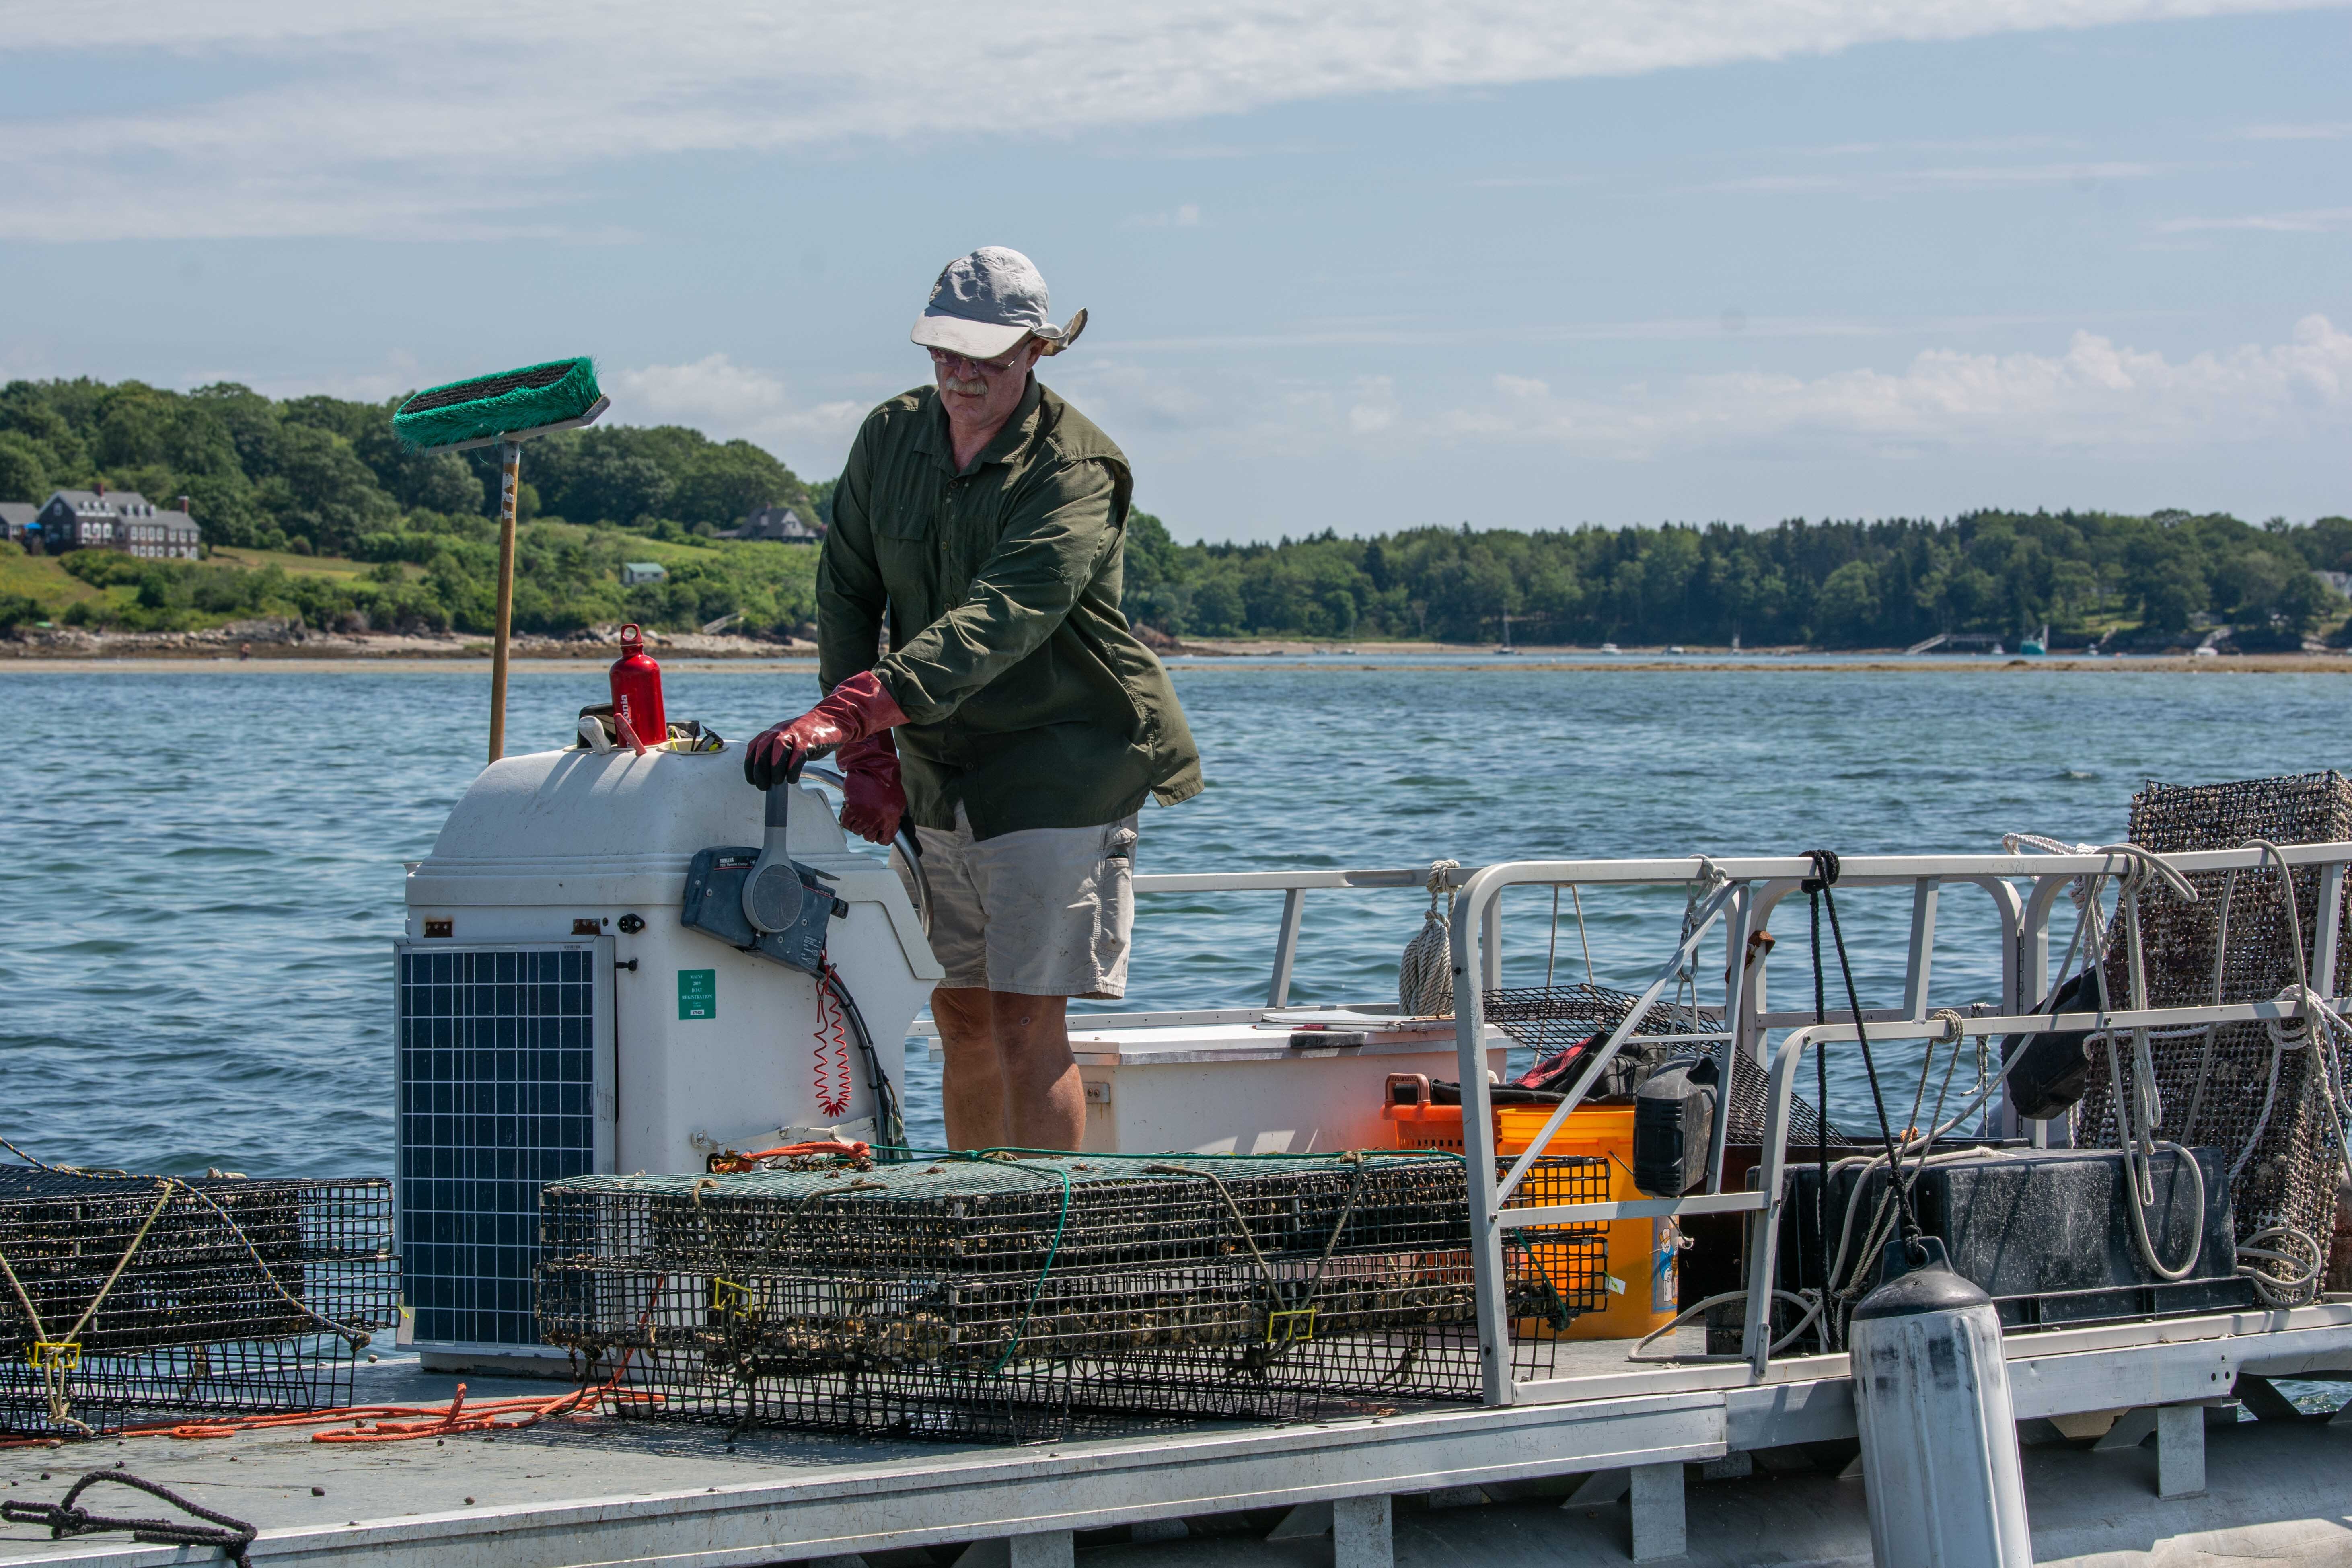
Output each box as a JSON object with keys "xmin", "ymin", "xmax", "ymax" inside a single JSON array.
[{"xmin": 488, "ymin": 439, "xmax": 522, "ymax": 762}]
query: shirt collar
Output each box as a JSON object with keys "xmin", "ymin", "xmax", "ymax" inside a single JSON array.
[{"xmin": 917, "ymin": 376, "xmax": 1045, "ymax": 476}]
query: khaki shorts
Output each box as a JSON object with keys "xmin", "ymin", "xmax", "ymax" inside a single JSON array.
[{"xmin": 902, "ymin": 806, "xmax": 1138, "ymax": 999}]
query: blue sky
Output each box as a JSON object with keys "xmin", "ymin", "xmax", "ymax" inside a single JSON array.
[{"xmin": 2, "ymin": 2, "xmax": 2347, "ymax": 542}]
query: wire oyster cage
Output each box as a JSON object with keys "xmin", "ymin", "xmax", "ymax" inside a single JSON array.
[
  {"xmin": 0, "ymin": 1169, "xmax": 398, "ymax": 1438},
  {"xmin": 537, "ymin": 1151, "xmax": 1609, "ymax": 1441},
  {"xmin": 2078, "ymin": 771, "xmax": 2352, "ymax": 1299},
  {"xmin": 1486, "ymin": 982, "xmax": 1848, "ymax": 1145}
]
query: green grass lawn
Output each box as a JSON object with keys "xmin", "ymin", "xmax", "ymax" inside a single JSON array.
[
  {"xmin": 0, "ymin": 550, "xmax": 107, "ymax": 617},
  {"xmin": 204, "ymin": 544, "xmax": 374, "ymax": 578}
]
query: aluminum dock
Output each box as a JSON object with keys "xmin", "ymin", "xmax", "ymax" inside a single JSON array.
[{"xmin": 5, "ymin": 1305, "xmax": 2351, "ymax": 1566}]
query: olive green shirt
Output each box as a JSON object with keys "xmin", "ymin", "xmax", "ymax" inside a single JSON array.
[{"xmin": 816, "ymin": 377, "xmax": 1203, "ymax": 838}]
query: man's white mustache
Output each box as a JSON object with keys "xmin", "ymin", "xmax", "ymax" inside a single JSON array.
[{"xmin": 944, "ymin": 376, "xmax": 989, "ymax": 395}]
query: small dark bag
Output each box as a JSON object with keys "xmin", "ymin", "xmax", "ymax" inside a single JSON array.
[{"xmin": 2001, "ymin": 965, "xmax": 2108, "ymax": 1120}]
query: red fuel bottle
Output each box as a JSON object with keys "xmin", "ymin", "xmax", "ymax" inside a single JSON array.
[{"xmin": 609, "ymin": 624, "xmax": 667, "ymax": 750}]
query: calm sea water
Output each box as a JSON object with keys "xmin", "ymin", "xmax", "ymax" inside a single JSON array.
[{"xmin": 3, "ymin": 662, "xmax": 2347, "ymax": 1173}]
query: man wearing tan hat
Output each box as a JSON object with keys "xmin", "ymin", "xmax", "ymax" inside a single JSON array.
[{"xmin": 746, "ymin": 247, "xmax": 1202, "ymax": 1152}]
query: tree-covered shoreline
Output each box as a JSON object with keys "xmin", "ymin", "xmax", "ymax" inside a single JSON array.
[
  {"xmin": 2, "ymin": 376, "xmax": 2344, "ymax": 651},
  {"xmin": 1119, "ymin": 510, "xmax": 2352, "ymax": 651}
]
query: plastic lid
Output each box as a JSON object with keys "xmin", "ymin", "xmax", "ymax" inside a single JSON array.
[{"xmin": 1849, "ymin": 1235, "xmax": 1994, "ymax": 1321}]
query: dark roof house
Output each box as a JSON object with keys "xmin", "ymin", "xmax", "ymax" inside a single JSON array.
[
  {"xmin": 722, "ymin": 505, "xmax": 822, "ymax": 543},
  {"xmin": 35, "ymin": 489, "xmax": 199, "ymax": 558}
]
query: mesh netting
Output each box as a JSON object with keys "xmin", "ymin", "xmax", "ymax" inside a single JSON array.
[
  {"xmin": 2076, "ymin": 772, "xmax": 2352, "ymax": 1280},
  {"xmin": 1720, "ymin": 1050, "xmax": 1851, "ymax": 1149},
  {"xmin": 1485, "ymin": 983, "xmax": 1711, "ymax": 1059},
  {"xmin": 538, "ymin": 1151, "xmax": 1609, "ymax": 1441},
  {"xmin": 1489, "ymin": 983, "xmax": 1847, "ymax": 1145},
  {"xmin": 0, "ymin": 1170, "xmax": 399, "ymax": 1437}
]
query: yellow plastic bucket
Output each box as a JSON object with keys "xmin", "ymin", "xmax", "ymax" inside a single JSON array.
[{"xmin": 1386, "ymin": 1097, "xmax": 1678, "ymax": 1340}]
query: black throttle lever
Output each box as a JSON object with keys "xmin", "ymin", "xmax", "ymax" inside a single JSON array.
[{"xmin": 742, "ymin": 780, "xmax": 806, "ymax": 935}]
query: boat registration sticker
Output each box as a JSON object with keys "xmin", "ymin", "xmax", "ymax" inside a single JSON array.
[{"xmin": 679, "ymin": 969, "xmax": 717, "ymax": 1020}]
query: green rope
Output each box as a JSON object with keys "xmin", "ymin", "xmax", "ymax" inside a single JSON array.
[{"xmin": 952, "ymin": 1154, "xmax": 1074, "ymax": 1376}]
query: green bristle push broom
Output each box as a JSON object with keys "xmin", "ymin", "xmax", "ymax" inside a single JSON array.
[{"xmin": 394, "ymin": 358, "xmax": 609, "ymax": 762}]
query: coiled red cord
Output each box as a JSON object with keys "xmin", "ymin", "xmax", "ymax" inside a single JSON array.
[{"xmin": 813, "ymin": 964, "xmax": 853, "ymax": 1120}]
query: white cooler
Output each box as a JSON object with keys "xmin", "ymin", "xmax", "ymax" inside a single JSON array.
[{"xmin": 1064, "ymin": 1011, "xmax": 1512, "ymax": 1155}]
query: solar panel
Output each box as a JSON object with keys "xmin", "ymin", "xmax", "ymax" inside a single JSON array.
[{"xmin": 394, "ymin": 940, "xmax": 614, "ymax": 1351}]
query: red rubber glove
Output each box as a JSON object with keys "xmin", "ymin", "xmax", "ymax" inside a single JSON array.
[
  {"xmin": 836, "ymin": 732, "xmax": 906, "ymax": 845},
  {"xmin": 744, "ymin": 670, "xmax": 910, "ymax": 790}
]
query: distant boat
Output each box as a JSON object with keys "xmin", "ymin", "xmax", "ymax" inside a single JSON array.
[
  {"xmin": 1667, "ymin": 645, "xmax": 1686, "ymax": 655},
  {"xmin": 1599, "ymin": 642, "xmax": 1621, "ymax": 654},
  {"xmin": 2021, "ymin": 623, "xmax": 2049, "ymax": 657}
]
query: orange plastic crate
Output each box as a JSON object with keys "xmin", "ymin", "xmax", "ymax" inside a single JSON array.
[{"xmin": 1384, "ymin": 1086, "xmax": 1676, "ymax": 1340}]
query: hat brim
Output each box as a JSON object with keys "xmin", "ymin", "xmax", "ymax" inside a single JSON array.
[{"xmin": 911, "ymin": 314, "xmax": 1035, "ymax": 359}]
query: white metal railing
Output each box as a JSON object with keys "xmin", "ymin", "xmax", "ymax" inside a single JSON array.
[
  {"xmin": 908, "ymin": 864, "xmax": 1493, "ymax": 1036},
  {"xmin": 1446, "ymin": 843, "xmax": 2352, "ymax": 1404}
]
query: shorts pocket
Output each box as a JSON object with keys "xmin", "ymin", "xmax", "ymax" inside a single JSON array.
[{"xmin": 1094, "ymin": 826, "xmax": 1137, "ymax": 967}]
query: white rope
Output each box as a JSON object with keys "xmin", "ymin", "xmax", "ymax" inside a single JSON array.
[
  {"xmin": 1811, "ymin": 1143, "xmax": 2020, "ymax": 1350},
  {"xmin": 2007, "ymin": 835, "xmax": 2209, "ymax": 1282},
  {"xmin": 1544, "ymin": 885, "xmax": 1560, "ymax": 988},
  {"xmin": 1570, "ymin": 884, "xmax": 1595, "ymax": 983},
  {"xmin": 2239, "ymin": 1221, "xmax": 2326, "ymax": 1307},
  {"xmin": 1398, "ymin": 860, "xmax": 1460, "ymax": 1018},
  {"xmin": 2224, "ymin": 838, "xmax": 2352, "ymax": 1306},
  {"xmin": 1628, "ymin": 1287, "xmax": 1823, "ymax": 1363}
]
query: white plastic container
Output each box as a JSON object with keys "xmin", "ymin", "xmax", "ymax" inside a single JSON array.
[
  {"xmin": 1066, "ymin": 1017, "xmax": 1510, "ymax": 1155},
  {"xmin": 404, "ymin": 744, "xmax": 940, "ymax": 1177}
]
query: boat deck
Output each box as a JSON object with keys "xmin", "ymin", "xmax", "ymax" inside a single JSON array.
[{"xmin": 6, "ymin": 1307, "xmax": 2352, "ymax": 1566}]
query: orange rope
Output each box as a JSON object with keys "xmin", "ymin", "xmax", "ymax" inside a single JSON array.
[
  {"xmin": 135, "ymin": 1370, "xmax": 660, "ymax": 1444},
  {"xmin": 705, "ymin": 1138, "xmax": 869, "ymax": 1173},
  {"xmin": 121, "ymin": 1274, "xmax": 670, "ymax": 1446}
]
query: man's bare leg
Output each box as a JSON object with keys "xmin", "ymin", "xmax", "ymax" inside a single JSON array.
[
  {"xmin": 933, "ymin": 986, "xmax": 1010, "ymax": 1150},
  {"xmin": 991, "ymin": 992, "xmax": 1083, "ymax": 1151},
  {"xmin": 933, "ymin": 988, "xmax": 1084, "ymax": 1151}
]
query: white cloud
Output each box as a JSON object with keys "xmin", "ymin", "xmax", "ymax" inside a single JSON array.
[
  {"xmin": 1124, "ymin": 203, "xmax": 1205, "ymax": 229},
  {"xmin": 2157, "ymin": 206, "xmax": 2352, "ymax": 232},
  {"xmin": 2231, "ymin": 120, "xmax": 2352, "ymax": 139},
  {"xmin": 608, "ymin": 354, "xmax": 866, "ymax": 460},
  {"xmin": 1800, "ymin": 134, "xmax": 2084, "ymax": 157},
  {"xmin": 1701, "ymin": 160, "xmax": 2183, "ymax": 195},
  {"xmin": 1107, "ymin": 310, "xmax": 2107, "ymax": 353},
  {"xmin": 227, "ymin": 352, "xmax": 430, "ymax": 404},
  {"xmin": 2, "ymin": 0, "xmax": 2336, "ymax": 237},
  {"xmin": 1347, "ymin": 375, "xmax": 1400, "ymax": 434},
  {"xmin": 1434, "ymin": 315, "xmax": 2352, "ymax": 458}
]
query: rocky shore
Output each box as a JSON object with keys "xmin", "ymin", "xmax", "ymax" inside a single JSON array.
[{"xmin": 2, "ymin": 619, "xmax": 817, "ymax": 660}]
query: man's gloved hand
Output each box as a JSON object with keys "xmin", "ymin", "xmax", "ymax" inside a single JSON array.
[
  {"xmin": 836, "ymin": 732, "xmax": 906, "ymax": 844},
  {"xmin": 744, "ymin": 670, "xmax": 911, "ymax": 791}
]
